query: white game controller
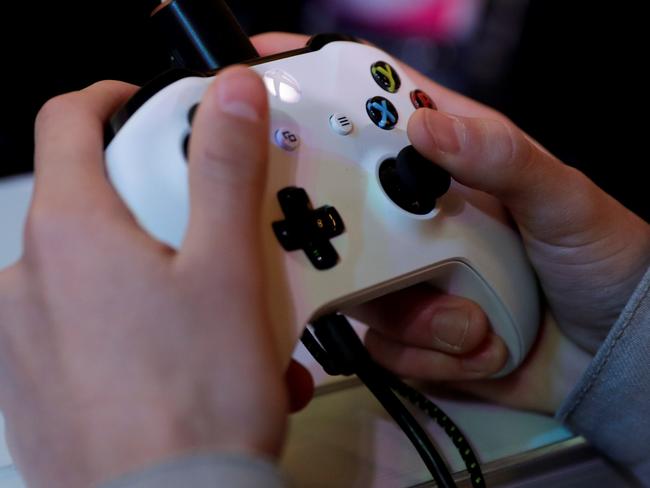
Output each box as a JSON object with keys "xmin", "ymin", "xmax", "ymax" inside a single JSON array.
[{"xmin": 105, "ymin": 34, "xmax": 540, "ymax": 376}]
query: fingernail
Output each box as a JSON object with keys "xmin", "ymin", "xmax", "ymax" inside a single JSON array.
[
  {"xmin": 431, "ymin": 307, "xmax": 470, "ymax": 350},
  {"xmin": 424, "ymin": 110, "xmax": 465, "ymax": 154},
  {"xmin": 217, "ymin": 70, "xmax": 262, "ymax": 122}
]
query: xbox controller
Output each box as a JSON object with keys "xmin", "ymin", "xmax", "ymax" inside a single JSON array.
[{"xmin": 105, "ymin": 34, "xmax": 540, "ymax": 376}]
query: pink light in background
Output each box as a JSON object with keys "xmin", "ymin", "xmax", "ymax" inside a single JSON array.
[{"xmin": 324, "ymin": 0, "xmax": 485, "ymax": 41}]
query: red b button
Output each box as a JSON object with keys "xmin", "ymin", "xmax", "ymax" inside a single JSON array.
[{"xmin": 410, "ymin": 89, "xmax": 437, "ymax": 110}]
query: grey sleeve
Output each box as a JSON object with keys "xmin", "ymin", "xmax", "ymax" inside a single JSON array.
[
  {"xmin": 99, "ymin": 453, "xmax": 288, "ymax": 488},
  {"xmin": 557, "ymin": 265, "xmax": 650, "ymax": 481}
]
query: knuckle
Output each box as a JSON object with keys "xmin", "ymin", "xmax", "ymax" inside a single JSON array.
[
  {"xmin": 388, "ymin": 352, "xmax": 420, "ymax": 379},
  {"xmin": 459, "ymin": 335, "xmax": 509, "ymax": 377},
  {"xmin": 367, "ymin": 332, "xmax": 434, "ymax": 380},
  {"xmin": 472, "ymin": 117, "xmax": 530, "ymax": 175},
  {"xmin": 468, "ymin": 115, "xmax": 564, "ymax": 202},
  {"xmin": 465, "ymin": 301, "xmax": 491, "ymax": 337},
  {"xmin": 35, "ymin": 93, "xmax": 79, "ymax": 132},
  {"xmin": 497, "ymin": 118, "xmax": 544, "ymax": 181},
  {"xmin": 252, "ymin": 31, "xmax": 308, "ymax": 46},
  {"xmin": 492, "ymin": 340, "xmax": 509, "ymax": 371},
  {"xmin": 191, "ymin": 130, "xmax": 265, "ymax": 186},
  {"xmin": 23, "ymin": 206, "xmax": 68, "ymax": 248},
  {"xmin": 253, "ymin": 31, "xmax": 284, "ymax": 41},
  {"xmin": 486, "ymin": 336, "xmax": 509, "ymax": 373},
  {"xmin": 88, "ymin": 79, "xmax": 127, "ymax": 92},
  {"xmin": 23, "ymin": 205, "xmax": 90, "ymax": 260},
  {"xmin": 192, "ymin": 145, "xmax": 248, "ymax": 185},
  {"xmin": 492, "ymin": 119, "xmax": 520, "ymax": 166}
]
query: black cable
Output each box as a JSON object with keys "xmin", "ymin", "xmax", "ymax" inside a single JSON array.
[
  {"xmin": 307, "ymin": 314, "xmax": 457, "ymax": 488},
  {"xmin": 303, "ymin": 313, "xmax": 487, "ymax": 488},
  {"xmin": 355, "ymin": 361, "xmax": 457, "ymax": 488},
  {"xmin": 149, "ymin": 0, "xmax": 260, "ymax": 72},
  {"xmin": 385, "ymin": 373, "xmax": 485, "ymax": 487}
]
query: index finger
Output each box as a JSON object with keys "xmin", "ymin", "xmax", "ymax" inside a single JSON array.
[
  {"xmin": 32, "ymin": 80, "xmax": 138, "ymax": 215},
  {"xmin": 252, "ymin": 32, "xmax": 311, "ymax": 56}
]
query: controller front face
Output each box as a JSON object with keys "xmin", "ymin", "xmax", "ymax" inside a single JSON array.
[{"xmin": 106, "ymin": 36, "xmax": 540, "ymax": 375}]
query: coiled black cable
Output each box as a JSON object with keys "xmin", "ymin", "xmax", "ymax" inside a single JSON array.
[
  {"xmin": 303, "ymin": 313, "xmax": 486, "ymax": 488},
  {"xmin": 355, "ymin": 358, "xmax": 457, "ymax": 488},
  {"xmin": 385, "ymin": 373, "xmax": 485, "ymax": 487}
]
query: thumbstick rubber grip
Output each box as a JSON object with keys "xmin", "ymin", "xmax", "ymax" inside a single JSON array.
[{"xmin": 396, "ymin": 145, "xmax": 451, "ymax": 204}]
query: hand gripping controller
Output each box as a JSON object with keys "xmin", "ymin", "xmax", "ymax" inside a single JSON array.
[{"xmin": 105, "ymin": 32, "xmax": 540, "ymax": 376}]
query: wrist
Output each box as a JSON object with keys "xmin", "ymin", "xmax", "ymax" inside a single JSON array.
[
  {"xmin": 7, "ymin": 393, "xmax": 288, "ymax": 488},
  {"xmin": 83, "ymin": 403, "xmax": 287, "ymax": 486},
  {"xmin": 519, "ymin": 313, "xmax": 593, "ymax": 414},
  {"xmin": 546, "ymin": 330, "xmax": 593, "ymax": 412}
]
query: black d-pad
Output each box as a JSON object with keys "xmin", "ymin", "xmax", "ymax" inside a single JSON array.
[{"xmin": 272, "ymin": 187, "xmax": 345, "ymax": 270}]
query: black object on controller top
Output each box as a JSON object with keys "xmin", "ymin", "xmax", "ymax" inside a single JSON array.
[{"xmin": 150, "ymin": 0, "xmax": 260, "ymax": 72}]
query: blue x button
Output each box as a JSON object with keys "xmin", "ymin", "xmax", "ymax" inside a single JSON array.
[{"xmin": 366, "ymin": 96, "xmax": 399, "ymax": 130}]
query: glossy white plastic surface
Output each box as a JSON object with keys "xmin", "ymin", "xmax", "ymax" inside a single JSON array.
[{"xmin": 105, "ymin": 41, "xmax": 540, "ymax": 374}]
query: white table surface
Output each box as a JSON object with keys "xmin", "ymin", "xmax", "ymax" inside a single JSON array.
[{"xmin": 0, "ymin": 174, "xmax": 576, "ymax": 487}]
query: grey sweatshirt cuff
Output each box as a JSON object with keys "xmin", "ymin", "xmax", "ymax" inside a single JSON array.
[{"xmin": 557, "ymin": 265, "xmax": 650, "ymax": 480}]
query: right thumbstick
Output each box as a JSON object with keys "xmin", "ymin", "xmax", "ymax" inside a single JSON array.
[{"xmin": 379, "ymin": 145, "xmax": 451, "ymax": 215}]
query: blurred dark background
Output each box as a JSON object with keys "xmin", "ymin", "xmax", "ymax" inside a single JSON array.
[{"xmin": 1, "ymin": 0, "xmax": 645, "ymax": 220}]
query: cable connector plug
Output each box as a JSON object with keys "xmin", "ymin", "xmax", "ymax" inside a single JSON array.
[
  {"xmin": 304, "ymin": 314, "xmax": 372, "ymax": 376},
  {"xmin": 150, "ymin": 0, "xmax": 259, "ymax": 72}
]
